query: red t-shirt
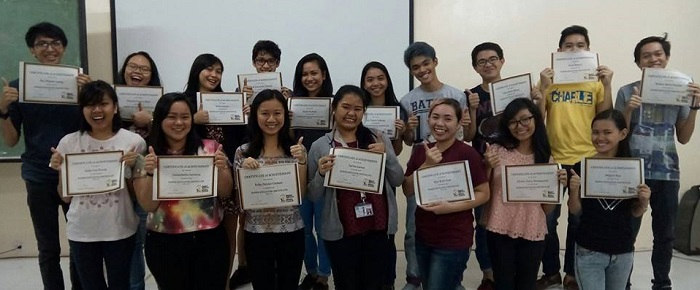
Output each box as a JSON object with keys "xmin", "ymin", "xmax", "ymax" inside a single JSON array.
[{"xmin": 405, "ymin": 141, "xmax": 487, "ymax": 250}]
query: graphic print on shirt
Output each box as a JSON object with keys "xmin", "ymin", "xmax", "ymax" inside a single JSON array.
[{"xmin": 549, "ymin": 88, "xmax": 594, "ymax": 105}]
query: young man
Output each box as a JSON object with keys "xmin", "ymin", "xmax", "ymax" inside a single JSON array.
[
  {"xmin": 399, "ymin": 41, "xmax": 469, "ymax": 290},
  {"xmin": 241, "ymin": 40, "xmax": 292, "ymax": 98},
  {"xmin": 615, "ymin": 34, "xmax": 699, "ymax": 290},
  {"xmin": 534, "ymin": 25, "xmax": 614, "ymax": 290},
  {"xmin": 0, "ymin": 22, "xmax": 91, "ymax": 290}
]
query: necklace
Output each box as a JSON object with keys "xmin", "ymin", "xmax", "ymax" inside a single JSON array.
[{"xmin": 166, "ymin": 147, "xmax": 185, "ymax": 155}]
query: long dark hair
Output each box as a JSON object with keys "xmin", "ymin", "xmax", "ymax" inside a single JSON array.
[
  {"xmin": 149, "ymin": 93, "xmax": 202, "ymax": 155},
  {"xmin": 184, "ymin": 53, "xmax": 224, "ymax": 93},
  {"xmin": 592, "ymin": 109, "xmax": 631, "ymax": 158},
  {"xmin": 78, "ymin": 80, "xmax": 122, "ymax": 133},
  {"xmin": 243, "ymin": 89, "xmax": 294, "ymax": 158},
  {"xmin": 293, "ymin": 53, "xmax": 333, "ymax": 97},
  {"xmin": 360, "ymin": 61, "xmax": 408, "ymax": 116},
  {"xmin": 116, "ymin": 51, "xmax": 162, "ymax": 86},
  {"xmin": 332, "ymin": 85, "xmax": 377, "ymax": 149},
  {"xmin": 493, "ymin": 98, "xmax": 551, "ymax": 164}
]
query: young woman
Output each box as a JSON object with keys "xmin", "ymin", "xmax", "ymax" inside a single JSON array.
[
  {"xmin": 133, "ymin": 92, "xmax": 233, "ymax": 289},
  {"xmin": 481, "ymin": 98, "xmax": 566, "ymax": 290},
  {"xmin": 568, "ymin": 109, "xmax": 650, "ymax": 290},
  {"xmin": 307, "ymin": 85, "xmax": 404, "ymax": 290},
  {"xmin": 233, "ymin": 89, "xmax": 307, "ymax": 289},
  {"xmin": 49, "ymin": 80, "xmax": 146, "ymax": 289},
  {"xmin": 292, "ymin": 53, "xmax": 334, "ymax": 290},
  {"xmin": 402, "ymin": 98, "xmax": 490, "ymax": 290}
]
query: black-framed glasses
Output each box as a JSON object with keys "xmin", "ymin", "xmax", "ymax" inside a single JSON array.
[
  {"xmin": 476, "ymin": 56, "xmax": 500, "ymax": 67},
  {"xmin": 126, "ymin": 63, "xmax": 152, "ymax": 74},
  {"xmin": 254, "ymin": 58, "xmax": 278, "ymax": 66},
  {"xmin": 507, "ymin": 116, "xmax": 534, "ymax": 128},
  {"xmin": 33, "ymin": 40, "xmax": 63, "ymax": 50}
]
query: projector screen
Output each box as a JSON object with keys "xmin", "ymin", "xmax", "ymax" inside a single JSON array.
[{"xmin": 111, "ymin": 0, "xmax": 411, "ymax": 96}]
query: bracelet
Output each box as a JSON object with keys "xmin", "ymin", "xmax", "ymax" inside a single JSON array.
[
  {"xmin": 690, "ymin": 106, "xmax": 700, "ymax": 110},
  {"xmin": 146, "ymin": 172, "xmax": 154, "ymax": 177},
  {"xmin": 298, "ymin": 161, "xmax": 307, "ymax": 165},
  {"xmin": 0, "ymin": 111, "xmax": 9, "ymax": 120}
]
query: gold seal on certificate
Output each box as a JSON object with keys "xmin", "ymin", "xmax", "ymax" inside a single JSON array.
[
  {"xmin": 502, "ymin": 163, "xmax": 563, "ymax": 203},
  {"xmin": 323, "ymin": 147, "xmax": 386, "ymax": 194},
  {"xmin": 114, "ymin": 85, "xmax": 163, "ymax": 120},
  {"xmin": 197, "ymin": 92, "xmax": 246, "ymax": 125},
  {"xmin": 489, "ymin": 73, "xmax": 532, "ymax": 115},
  {"xmin": 581, "ymin": 157, "xmax": 644, "ymax": 199},
  {"xmin": 288, "ymin": 97, "xmax": 332, "ymax": 129},
  {"xmin": 363, "ymin": 106, "xmax": 399, "ymax": 139},
  {"xmin": 413, "ymin": 161, "xmax": 474, "ymax": 205},
  {"xmin": 19, "ymin": 62, "xmax": 82, "ymax": 104},
  {"xmin": 236, "ymin": 162, "xmax": 301, "ymax": 210},
  {"xmin": 61, "ymin": 151, "xmax": 125, "ymax": 197},
  {"xmin": 153, "ymin": 156, "xmax": 218, "ymax": 200},
  {"xmin": 237, "ymin": 72, "xmax": 283, "ymax": 99},
  {"xmin": 640, "ymin": 68, "xmax": 695, "ymax": 106},
  {"xmin": 551, "ymin": 51, "xmax": 599, "ymax": 84}
]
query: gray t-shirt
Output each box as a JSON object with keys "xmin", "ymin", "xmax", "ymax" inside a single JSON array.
[
  {"xmin": 615, "ymin": 81, "xmax": 690, "ymax": 180},
  {"xmin": 399, "ymin": 83, "xmax": 467, "ymax": 143}
]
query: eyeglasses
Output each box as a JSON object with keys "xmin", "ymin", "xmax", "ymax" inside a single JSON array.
[
  {"xmin": 33, "ymin": 40, "xmax": 63, "ymax": 50},
  {"xmin": 126, "ymin": 63, "xmax": 152, "ymax": 74},
  {"xmin": 476, "ymin": 56, "xmax": 501, "ymax": 67},
  {"xmin": 254, "ymin": 58, "xmax": 278, "ymax": 66},
  {"xmin": 507, "ymin": 116, "xmax": 534, "ymax": 128}
]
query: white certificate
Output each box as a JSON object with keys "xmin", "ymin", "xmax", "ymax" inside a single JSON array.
[
  {"xmin": 153, "ymin": 156, "xmax": 218, "ymax": 200},
  {"xmin": 551, "ymin": 51, "xmax": 599, "ymax": 84},
  {"xmin": 413, "ymin": 161, "xmax": 474, "ymax": 205},
  {"xmin": 237, "ymin": 72, "xmax": 283, "ymax": 99},
  {"xmin": 489, "ymin": 73, "xmax": 532, "ymax": 115},
  {"xmin": 363, "ymin": 106, "xmax": 399, "ymax": 139},
  {"xmin": 236, "ymin": 162, "xmax": 301, "ymax": 210},
  {"xmin": 581, "ymin": 157, "xmax": 644, "ymax": 199},
  {"xmin": 640, "ymin": 68, "xmax": 695, "ymax": 106},
  {"xmin": 288, "ymin": 97, "xmax": 332, "ymax": 129},
  {"xmin": 19, "ymin": 62, "xmax": 82, "ymax": 104},
  {"xmin": 502, "ymin": 163, "xmax": 563, "ymax": 203},
  {"xmin": 61, "ymin": 151, "xmax": 125, "ymax": 197},
  {"xmin": 114, "ymin": 85, "xmax": 163, "ymax": 120},
  {"xmin": 323, "ymin": 147, "xmax": 386, "ymax": 194},
  {"xmin": 197, "ymin": 92, "xmax": 246, "ymax": 125}
]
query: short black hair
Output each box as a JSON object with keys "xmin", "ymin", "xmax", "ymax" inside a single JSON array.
[
  {"xmin": 403, "ymin": 41, "xmax": 436, "ymax": 68},
  {"xmin": 471, "ymin": 42, "xmax": 504, "ymax": 67},
  {"xmin": 25, "ymin": 22, "xmax": 67, "ymax": 48},
  {"xmin": 558, "ymin": 25, "xmax": 589, "ymax": 48},
  {"xmin": 634, "ymin": 33, "xmax": 671, "ymax": 64},
  {"xmin": 252, "ymin": 40, "xmax": 281, "ymax": 62},
  {"xmin": 78, "ymin": 80, "xmax": 122, "ymax": 133}
]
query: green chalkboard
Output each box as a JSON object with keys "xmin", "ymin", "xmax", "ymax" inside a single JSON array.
[{"xmin": 0, "ymin": 0, "xmax": 87, "ymax": 161}]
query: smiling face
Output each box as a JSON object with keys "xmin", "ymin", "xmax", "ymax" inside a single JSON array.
[
  {"xmin": 591, "ymin": 119, "xmax": 628, "ymax": 157},
  {"xmin": 507, "ymin": 108, "xmax": 535, "ymax": 143},
  {"xmin": 333, "ymin": 93, "xmax": 365, "ymax": 132},
  {"xmin": 162, "ymin": 101, "xmax": 192, "ymax": 145},
  {"xmin": 257, "ymin": 98, "xmax": 285, "ymax": 136},
  {"xmin": 473, "ymin": 50, "xmax": 504, "ymax": 82},
  {"xmin": 29, "ymin": 35, "xmax": 65, "ymax": 64},
  {"xmin": 558, "ymin": 34, "xmax": 589, "ymax": 52},
  {"xmin": 198, "ymin": 63, "xmax": 223, "ymax": 92},
  {"xmin": 363, "ymin": 67, "xmax": 388, "ymax": 99},
  {"xmin": 428, "ymin": 103, "xmax": 460, "ymax": 142},
  {"xmin": 82, "ymin": 94, "xmax": 117, "ymax": 134},
  {"xmin": 253, "ymin": 51, "xmax": 280, "ymax": 73},
  {"xmin": 123, "ymin": 54, "xmax": 153, "ymax": 86},
  {"xmin": 409, "ymin": 55, "xmax": 438, "ymax": 85},
  {"xmin": 301, "ymin": 60, "xmax": 326, "ymax": 97},
  {"xmin": 637, "ymin": 42, "xmax": 669, "ymax": 69}
]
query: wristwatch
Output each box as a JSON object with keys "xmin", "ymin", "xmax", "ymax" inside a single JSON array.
[
  {"xmin": 690, "ymin": 106, "xmax": 700, "ymax": 110},
  {"xmin": 0, "ymin": 111, "xmax": 9, "ymax": 120}
]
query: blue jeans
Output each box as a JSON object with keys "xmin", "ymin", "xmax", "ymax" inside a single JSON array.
[
  {"xmin": 129, "ymin": 201, "xmax": 148, "ymax": 290},
  {"xmin": 404, "ymin": 195, "xmax": 420, "ymax": 283},
  {"xmin": 574, "ymin": 244, "xmax": 633, "ymax": 290},
  {"xmin": 69, "ymin": 235, "xmax": 135, "ymax": 290},
  {"xmin": 300, "ymin": 196, "xmax": 331, "ymax": 277},
  {"xmin": 542, "ymin": 164, "xmax": 579, "ymax": 276},
  {"xmin": 473, "ymin": 205, "xmax": 492, "ymax": 271},
  {"xmin": 415, "ymin": 238, "xmax": 470, "ymax": 290}
]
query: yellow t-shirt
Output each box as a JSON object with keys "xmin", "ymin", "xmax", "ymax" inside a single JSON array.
[{"xmin": 544, "ymin": 81, "xmax": 604, "ymax": 165}]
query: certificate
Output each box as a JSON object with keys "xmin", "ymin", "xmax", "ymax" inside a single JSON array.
[
  {"xmin": 363, "ymin": 106, "xmax": 399, "ymax": 139},
  {"xmin": 413, "ymin": 161, "xmax": 474, "ymax": 205},
  {"xmin": 197, "ymin": 92, "xmax": 246, "ymax": 125},
  {"xmin": 581, "ymin": 157, "xmax": 644, "ymax": 199},
  {"xmin": 19, "ymin": 62, "xmax": 82, "ymax": 104},
  {"xmin": 640, "ymin": 68, "xmax": 695, "ymax": 106},
  {"xmin": 323, "ymin": 147, "xmax": 386, "ymax": 194},
  {"xmin": 237, "ymin": 72, "xmax": 283, "ymax": 99},
  {"xmin": 61, "ymin": 151, "xmax": 125, "ymax": 197},
  {"xmin": 551, "ymin": 51, "xmax": 599, "ymax": 84},
  {"xmin": 288, "ymin": 97, "xmax": 332, "ymax": 129},
  {"xmin": 502, "ymin": 163, "xmax": 563, "ymax": 203},
  {"xmin": 114, "ymin": 85, "xmax": 163, "ymax": 120},
  {"xmin": 153, "ymin": 156, "xmax": 218, "ymax": 200},
  {"xmin": 236, "ymin": 162, "xmax": 301, "ymax": 210},
  {"xmin": 489, "ymin": 73, "xmax": 532, "ymax": 115}
]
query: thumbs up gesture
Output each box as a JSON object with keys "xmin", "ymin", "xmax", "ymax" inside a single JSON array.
[
  {"xmin": 194, "ymin": 102, "xmax": 209, "ymax": 124},
  {"xmin": 1, "ymin": 77, "xmax": 19, "ymax": 114},
  {"xmin": 49, "ymin": 147, "xmax": 63, "ymax": 171},
  {"xmin": 290, "ymin": 137, "xmax": 307, "ymax": 164},
  {"xmin": 483, "ymin": 143, "xmax": 500, "ymax": 169},
  {"xmin": 144, "ymin": 146, "xmax": 157, "ymax": 175},
  {"xmin": 423, "ymin": 142, "xmax": 442, "ymax": 166},
  {"xmin": 121, "ymin": 146, "xmax": 139, "ymax": 167}
]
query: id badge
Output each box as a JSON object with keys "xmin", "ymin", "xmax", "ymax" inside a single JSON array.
[{"xmin": 354, "ymin": 202, "xmax": 374, "ymax": 218}]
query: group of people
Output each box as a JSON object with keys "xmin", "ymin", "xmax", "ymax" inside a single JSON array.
[{"xmin": 1, "ymin": 21, "xmax": 698, "ymax": 290}]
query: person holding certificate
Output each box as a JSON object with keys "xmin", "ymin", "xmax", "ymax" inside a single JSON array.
[
  {"xmin": 307, "ymin": 85, "xmax": 404, "ymax": 290},
  {"xmin": 292, "ymin": 53, "xmax": 335, "ymax": 290},
  {"xmin": 0, "ymin": 22, "xmax": 92, "ymax": 290},
  {"xmin": 533, "ymin": 25, "xmax": 614, "ymax": 290},
  {"xmin": 232, "ymin": 89, "xmax": 307, "ymax": 289},
  {"xmin": 402, "ymin": 98, "xmax": 490, "ymax": 290},
  {"xmin": 132, "ymin": 92, "xmax": 233, "ymax": 290},
  {"xmin": 566, "ymin": 110, "xmax": 650, "ymax": 290},
  {"xmin": 49, "ymin": 81, "xmax": 146, "ymax": 289},
  {"xmin": 480, "ymin": 98, "xmax": 566, "ymax": 290},
  {"xmin": 614, "ymin": 34, "xmax": 700, "ymax": 290}
]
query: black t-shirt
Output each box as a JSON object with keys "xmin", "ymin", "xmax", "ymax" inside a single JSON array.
[{"xmin": 467, "ymin": 85, "xmax": 495, "ymax": 156}]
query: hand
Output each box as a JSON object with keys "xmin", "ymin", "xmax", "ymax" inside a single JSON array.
[
  {"xmin": 406, "ymin": 113, "xmax": 418, "ymax": 131},
  {"xmin": 132, "ymin": 102, "xmax": 153, "ymax": 127},
  {"xmin": 419, "ymin": 200, "xmax": 450, "ymax": 214},
  {"xmin": 625, "ymin": 86, "xmax": 643, "ymax": 112},
  {"xmin": 460, "ymin": 107, "xmax": 471, "ymax": 127},
  {"xmin": 557, "ymin": 168, "xmax": 567, "ymax": 185},
  {"xmin": 568, "ymin": 169, "xmax": 580, "ymax": 191},
  {"xmin": 214, "ymin": 145, "xmax": 229, "ymax": 171},
  {"xmin": 318, "ymin": 154, "xmax": 336, "ymax": 176},
  {"xmin": 121, "ymin": 146, "xmax": 139, "ymax": 167},
  {"xmin": 281, "ymin": 87, "xmax": 292, "ymax": 99},
  {"xmin": 243, "ymin": 104, "xmax": 251, "ymax": 116},
  {"xmin": 483, "ymin": 143, "xmax": 500, "ymax": 169},
  {"xmin": 241, "ymin": 157, "xmax": 260, "ymax": 169},
  {"xmin": 242, "ymin": 78, "xmax": 254, "ymax": 96},
  {"xmin": 466, "ymin": 89, "xmax": 479, "ymax": 110},
  {"xmin": 290, "ymin": 137, "xmax": 307, "ymax": 163},
  {"xmin": 144, "ymin": 146, "xmax": 157, "ymax": 175},
  {"xmin": 394, "ymin": 119, "xmax": 406, "ymax": 136},
  {"xmin": 637, "ymin": 184, "xmax": 651, "ymax": 202},
  {"xmin": 539, "ymin": 68, "xmax": 554, "ymax": 90},
  {"xmin": 423, "ymin": 142, "xmax": 442, "ymax": 166},
  {"xmin": 49, "ymin": 147, "xmax": 63, "ymax": 171},
  {"xmin": 530, "ymin": 86, "xmax": 543, "ymax": 103},
  {"xmin": 688, "ymin": 82, "xmax": 700, "ymax": 108},
  {"xmin": 368, "ymin": 138, "xmax": 386, "ymax": 153},
  {"xmin": 596, "ymin": 65, "xmax": 614, "ymax": 87},
  {"xmin": 1, "ymin": 78, "xmax": 19, "ymax": 113},
  {"xmin": 76, "ymin": 74, "xmax": 91, "ymax": 91},
  {"xmin": 288, "ymin": 110, "xmax": 294, "ymax": 122},
  {"xmin": 194, "ymin": 103, "xmax": 209, "ymax": 124}
]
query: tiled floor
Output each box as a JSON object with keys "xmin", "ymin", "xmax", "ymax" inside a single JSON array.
[{"xmin": 1, "ymin": 250, "xmax": 698, "ymax": 289}]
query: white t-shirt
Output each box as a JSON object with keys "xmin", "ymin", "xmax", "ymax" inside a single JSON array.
[
  {"xmin": 57, "ymin": 129, "xmax": 147, "ymax": 242},
  {"xmin": 399, "ymin": 83, "xmax": 467, "ymax": 143}
]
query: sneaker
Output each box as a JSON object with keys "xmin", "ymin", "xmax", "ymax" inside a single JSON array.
[
  {"xmin": 535, "ymin": 273, "xmax": 562, "ymax": 290},
  {"xmin": 477, "ymin": 279, "xmax": 495, "ymax": 290},
  {"xmin": 401, "ymin": 283, "xmax": 422, "ymax": 290},
  {"xmin": 228, "ymin": 267, "xmax": 251, "ymax": 289},
  {"xmin": 312, "ymin": 281, "xmax": 329, "ymax": 290},
  {"xmin": 299, "ymin": 274, "xmax": 316, "ymax": 290}
]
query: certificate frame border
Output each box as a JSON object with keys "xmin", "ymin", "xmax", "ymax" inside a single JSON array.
[
  {"xmin": 582, "ymin": 157, "xmax": 644, "ymax": 199},
  {"xmin": 21, "ymin": 62, "xmax": 81, "ymax": 104},
  {"xmin": 288, "ymin": 97, "xmax": 333, "ymax": 130},
  {"xmin": 363, "ymin": 106, "xmax": 400, "ymax": 140},
  {"xmin": 488, "ymin": 73, "xmax": 532, "ymax": 115},
  {"xmin": 550, "ymin": 51, "xmax": 600, "ymax": 85},
  {"xmin": 326, "ymin": 147, "xmax": 386, "ymax": 194},
  {"xmin": 155, "ymin": 155, "xmax": 217, "ymax": 200},
  {"xmin": 63, "ymin": 150, "xmax": 124, "ymax": 197},
  {"xmin": 639, "ymin": 67, "xmax": 695, "ymax": 106},
  {"xmin": 236, "ymin": 72, "xmax": 283, "ymax": 93},
  {"xmin": 414, "ymin": 160, "xmax": 474, "ymax": 205},
  {"xmin": 236, "ymin": 162, "xmax": 302, "ymax": 210},
  {"xmin": 503, "ymin": 163, "xmax": 562, "ymax": 204},
  {"xmin": 198, "ymin": 92, "xmax": 247, "ymax": 125},
  {"xmin": 114, "ymin": 85, "xmax": 164, "ymax": 121}
]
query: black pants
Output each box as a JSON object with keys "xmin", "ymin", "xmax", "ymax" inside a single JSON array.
[
  {"xmin": 145, "ymin": 226, "xmax": 229, "ymax": 290},
  {"xmin": 487, "ymin": 231, "xmax": 545, "ymax": 290},
  {"xmin": 324, "ymin": 231, "xmax": 389, "ymax": 290},
  {"xmin": 244, "ymin": 229, "xmax": 304, "ymax": 290}
]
